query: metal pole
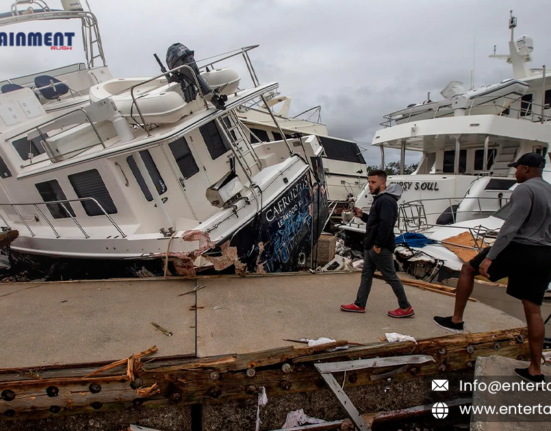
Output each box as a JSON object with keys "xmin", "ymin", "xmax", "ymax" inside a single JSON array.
[
  {"xmin": 380, "ymin": 146, "xmax": 385, "ymax": 170},
  {"xmin": 400, "ymin": 140, "xmax": 406, "ymax": 175},
  {"xmin": 132, "ymin": 152, "xmax": 173, "ymax": 229},
  {"xmin": 483, "ymin": 136, "xmax": 490, "ymax": 172},
  {"xmin": 454, "ymin": 137, "xmax": 461, "ymax": 175},
  {"xmin": 541, "ymin": 65, "xmax": 546, "ymax": 124},
  {"xmin": 260, "ymin": 95, "xmax": 293, "ymax": 156}
]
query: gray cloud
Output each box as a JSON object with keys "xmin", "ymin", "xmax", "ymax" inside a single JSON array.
[{"xmin": 2, "ymin": 0, "xmax": 550, "ymax": 166}]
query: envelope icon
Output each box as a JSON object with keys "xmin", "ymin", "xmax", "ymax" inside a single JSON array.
[{"xmin": 432, "ymin": 379, "xmax": 449, "ymax": 391}]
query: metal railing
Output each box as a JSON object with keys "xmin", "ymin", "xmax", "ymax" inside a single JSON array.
[
  {"xmin": 2, "ymin": 2, "xmax": 107, "ymax": 69},
  {"xmin": 0, "ymin": 197, "xmax": 126, "ymax": 239},
  {"xmin": 380, "ymin": 93, "xmax": 551, "ymax": 128},
  {"xmin": 397, "ymin": 196, "xmax": 510, "ymax": 232},
  {"xmin": 129, "ymin": 64, "xmax": 209, "ymax": 135},
  {"xmin": 8, "ymin": 107, "xmax": 106, "ymax": 167},
  {"xmin": 7, "ymin": 45, "xmax": 265, "ymax": 164}
]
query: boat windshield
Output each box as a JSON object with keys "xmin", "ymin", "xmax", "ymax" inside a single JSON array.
[{"xmin": 493, "ymin": 203, "xmax": 511, "ymax": 220}]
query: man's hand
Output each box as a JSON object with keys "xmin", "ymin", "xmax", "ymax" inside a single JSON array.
[
  {"xmin": 353, "ymin": 207, "xmax": 363, "ymax": 218},
  {"xmin": 373, "ymin": 246, "xmax": 381, "ymax": 254},
  {"xmin": 479, "ymin": 258, "xmax": 492, "ymax": 278}
]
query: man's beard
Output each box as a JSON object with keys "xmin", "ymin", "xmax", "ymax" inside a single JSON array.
[{"xmin": 370, "ymin": 186, "xmax": 381, "ymax": 195}]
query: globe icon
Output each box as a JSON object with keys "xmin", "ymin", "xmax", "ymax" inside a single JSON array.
[{"xmin": 432, "ymin": 402, "xmax": 449, "ymax": 419}]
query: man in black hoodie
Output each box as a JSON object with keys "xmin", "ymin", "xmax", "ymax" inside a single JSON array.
[{"xmin": 341, "ymin": 170, "xmax": 415, "ymax": 318}]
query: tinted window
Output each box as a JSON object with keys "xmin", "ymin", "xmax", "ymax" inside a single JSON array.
[
  {"xmin": 474, "ymin": 149, "xmax": 497, "ymax": 170},
  {"xmin": 36, "ymin": 180, "xmax": 76, "ymax": 219},
  {"xmin": 521, "ymin": 94, "xmax": 533, "ymax": 117},
  {"xmin": 12, "ymin": 136, "xmax": 46, "ymax": 160},
  {"xmin": 443, "ymin": 150, "xmax": 467, "ymax": 173},
  {"xmin": 169, "ymin": 136, "xmax": 199, "ymax": 179},
  {"xmin": 545, "ymin": 90, "xmax": 551, "ymax": 107},
  {"xmin": 0, "ymin": 156, "xmax": 11, "ymax": 178},
  {"xmin": 319, "ymin": 137, "xmax": 366, "ymax": 164},
  {"xmin": 199, "ymin": 121, "xmax": 230, "ymax": 159},
  {"xmin": 127, "ymin": 151, "xmax": 167, "ymax": 202},
  {"xmin": 249, "ymin": 128, "xmax": 270, "ymax": 143},
  {"xmin": 68, "ymin": 169, "xmax": 117, "ymax": 216},
  {"xmin": 485, "ymin": 179, "xmax": 517, "ymax": 191},
  {"xmin": 272, "ymin": 132, "xmax": 283, "ymax": 141},
  {"xmin": 493, "ymin": 202, "xmax": 511, "ymax": 220}
]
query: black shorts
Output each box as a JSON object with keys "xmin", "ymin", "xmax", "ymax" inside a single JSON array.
[{"xmin": 469, "ymin": 242, "xmax": 551, "ymax": 306}]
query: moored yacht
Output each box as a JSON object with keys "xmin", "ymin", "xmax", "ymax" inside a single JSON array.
[
  {"xmin": 0, "ymin": 0, "xmax": 329, "ymax": 276},
  {"xmin": 339, "ymin": 12, "xmax": 551, "ymax": 242}
]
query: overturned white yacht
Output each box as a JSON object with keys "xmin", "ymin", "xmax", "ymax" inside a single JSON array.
[{"xmin": 0, "ymin": 1, "xmax": 330, "ymax": 276}]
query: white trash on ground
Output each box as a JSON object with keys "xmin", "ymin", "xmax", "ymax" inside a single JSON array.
[
  {"xmin": 281, "ymin": 408, "xmax": 326, "ymax": 429},
  {"xmin": 385, "ymin": 332, "xmax": 417, "ymax": 343}
]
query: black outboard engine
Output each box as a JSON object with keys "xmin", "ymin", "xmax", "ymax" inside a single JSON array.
[{"xmin": 165, "ymin": 43, "xmax": 226, "ymax": 110}]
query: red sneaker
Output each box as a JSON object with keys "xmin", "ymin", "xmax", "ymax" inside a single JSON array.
[
  {"xmin": 340, "ymin": 303, "xmax": 366, "ymax": 313},
  {"xmin": 388, "ymin": 306, "xmax": 415, "ymax": 318}
]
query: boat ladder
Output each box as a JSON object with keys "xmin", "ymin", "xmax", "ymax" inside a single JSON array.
[{"xmin": 217, "ymin": 111, "xmax": 262, "ymax": 178}]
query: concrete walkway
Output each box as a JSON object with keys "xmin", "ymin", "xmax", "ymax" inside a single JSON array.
[
  {"xmin": 471, "ymin": 355, "xmax": 551, "ymax": 430},
  {"xmin": 0, "ymin": 272, "xmax": 524, "ymax": 369}
]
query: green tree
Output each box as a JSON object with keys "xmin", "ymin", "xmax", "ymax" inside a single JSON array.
[{"xmin": 366, "ymin": 162, "xmax": 419, "ymax": 175}]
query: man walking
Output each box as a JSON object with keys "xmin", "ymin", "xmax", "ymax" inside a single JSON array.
[
  {"xmin": 341, "ymin": 170, "xmax": 415, "ymax": 318},
  {"xmin": 434, "ymin": 153, "xmax": 551, "ymax": 384}
]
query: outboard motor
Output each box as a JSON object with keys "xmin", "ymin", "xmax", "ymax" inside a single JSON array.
[{"xmin": 165, "ymin": 43, "xmax": 226, "ymax": 109}]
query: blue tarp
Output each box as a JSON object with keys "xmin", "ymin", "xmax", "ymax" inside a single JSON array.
[{"xmin": 395, "ymin": 232, "xmax": 436, "ymax": 248}]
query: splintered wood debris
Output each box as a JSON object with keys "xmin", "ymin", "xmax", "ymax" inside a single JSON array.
[{"xmin": 151, "ymin": 322, "xmax": 173, "ymax": 336}]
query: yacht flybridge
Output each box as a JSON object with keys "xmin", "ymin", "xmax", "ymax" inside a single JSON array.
[
  {"xmin": 340, "ymin": 12, "xmax": 551, "ymax": 238},
  {"xmin": 0, "ymin": 0, "xmax": 331, "ymax": 275}
]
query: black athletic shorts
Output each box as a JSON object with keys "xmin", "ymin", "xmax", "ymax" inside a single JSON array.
[{"xmin": 469, "ymin": 241, "xmax": 551, "ymax": 306}]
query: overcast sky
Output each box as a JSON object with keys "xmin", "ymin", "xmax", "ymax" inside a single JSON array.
[{"xmin": 2, "ymin": 0, "xmax": 551, "ymax": 165}]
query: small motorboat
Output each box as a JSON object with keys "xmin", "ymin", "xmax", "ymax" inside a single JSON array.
[
  {"xmin": 89, "ymin": 68, "xmax": 241, "ymax": 124},
  {"xmin": 389, "ymin": 79, "xmax": 530, "ymax": 124}
]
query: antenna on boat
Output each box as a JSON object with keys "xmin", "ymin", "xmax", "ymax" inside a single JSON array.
[
  {"xmin": 509, "ymin": 10, "xmax": 517, "ymax": 42},
  {"xmin": 470, "ymin": 38, "xmax": 476, "ymax": 90},
  {"xmin": 154, "ymin": 53, "xmax": 173, "ymax": 82}
]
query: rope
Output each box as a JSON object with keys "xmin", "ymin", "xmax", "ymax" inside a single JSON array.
[{"xmin": 163, "ymin": 230, "xmax": 178, "ymax": 278}]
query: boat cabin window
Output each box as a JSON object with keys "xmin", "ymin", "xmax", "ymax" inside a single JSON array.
[
  {"xmin": 521, "ymin": 94, "xmax": 533, "ymax": 117},
  {"xmin": 12, "ymin": 136, "xmax": 46, "ymax": 161},
  {"xmin": 474, "ymin": 149, "xmax": 497, "ymax": 171},
  {"xmin": 249, "ymin": 128, "xmax": 270, "ymax": 143},
  {"xmin": 443, "ymin": 150, "xmax": 467, "ymax": 173},
  {"xmin": 533, "ymin": 145, "xmax": 547, "ymax": 157},
  {"xmin": 545, "ymin": 90, "xmax": 551, "ymax": 108},
  {"xmin": 35, "ymin": 180, "xmax": 76, "ymax": 219},
  {"xmin": 127, "ymin": 151, "xmax": 167, "ymax": 202},
  {"xmin": 318, "ymin": 137, "xmax": 366, "ymax": 164},
  {"xmin": 493, "ymin": 202, "xmax": 511, "ymax": 220},
  {"xmin": 68, "ymin": 169, "xmax": 118, "ymax": 216},
  {"xmin": 485, "ymin": 179, "xmax": 516, "ymax": 191},
  {"xmin": 272, "ymin": 132, "xmax": 283, "ymax": 141},
  {"xmin": 0, "ymin": 156, "xmax": 11, "ymax": 178},
  {"xmin": 200, "ymin": 121, "xmax": 231, "ymax": 160},
  {"xmin": 168, "ymin": 136, "xmax": 199, "ymax": 179}
]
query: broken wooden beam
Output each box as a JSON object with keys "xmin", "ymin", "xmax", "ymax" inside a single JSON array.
[
  {"xmin": 375, "ymin": 273, "xmax": 477, "ymax": 302},
  {"xmin": 84, "ymin": 346, "xmax": 158, "ymax": 378},
  {"xmin": 0, "ymin": 328, "xmax": 526, "ymax": 421}
]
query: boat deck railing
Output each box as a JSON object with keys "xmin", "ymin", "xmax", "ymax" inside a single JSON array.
[
  {"xmin": 397, "ymin": 196, "xmax": 510, "ymax": 233},
  {"xmin": 380, "ymin": 93, "xmax": 551, "ymax": 128},
  {"xmin": 0, "ymin": 197, "xmax": 126, "ymax": 239},
  {"xmin": 1, "ymin": 1, "xmax": 107, "ymax": 69},
  {"xmin": 6, "ymin": 46, "xmax": 268, "ymax": 167}
]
